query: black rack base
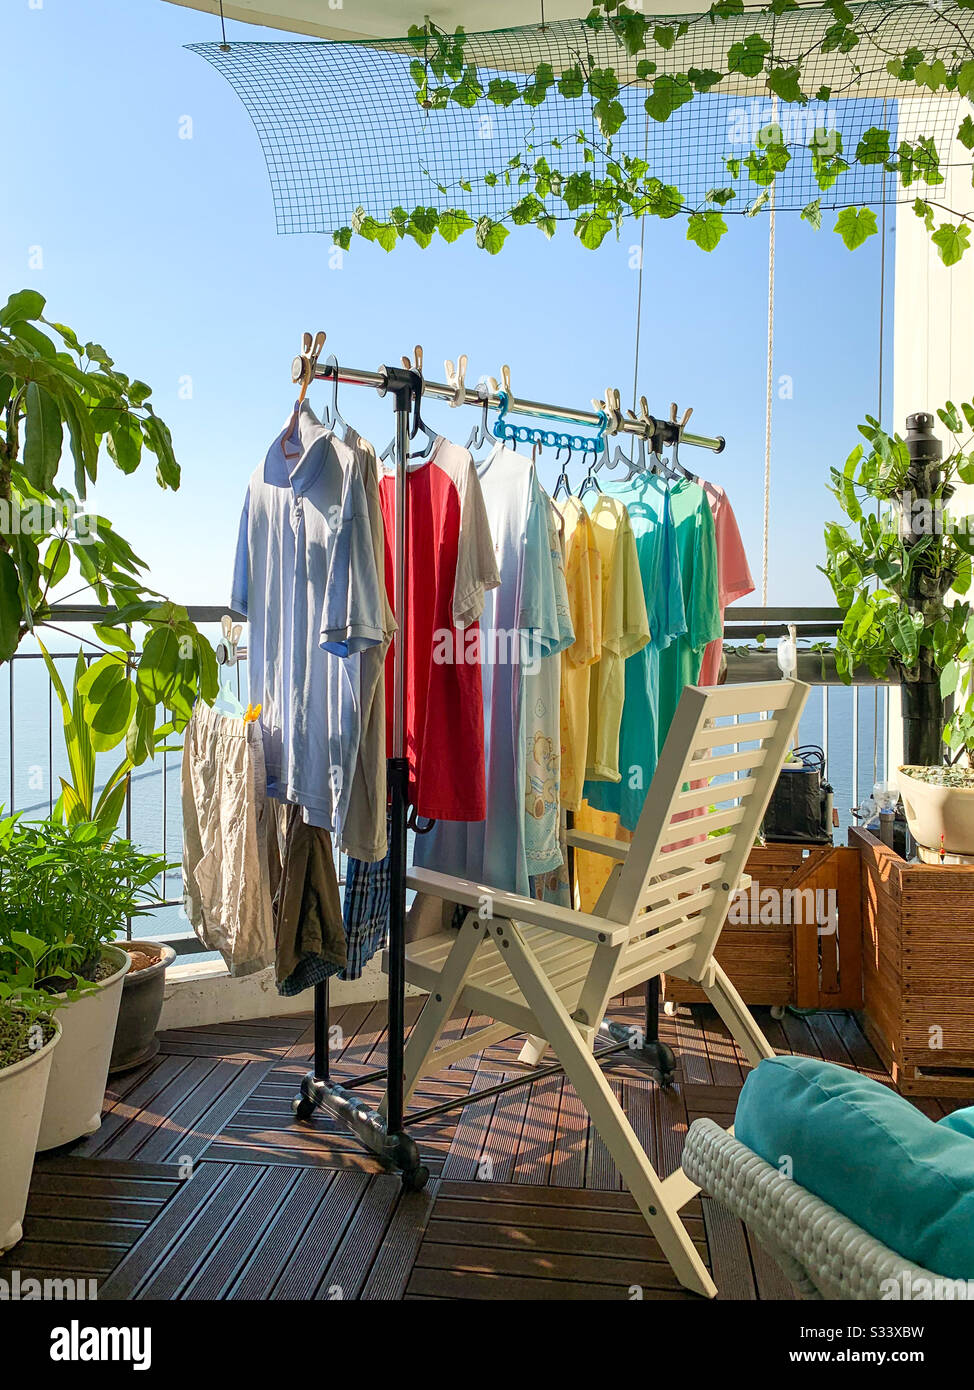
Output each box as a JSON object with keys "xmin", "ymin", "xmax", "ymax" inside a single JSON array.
[
  {"xmin": 598, "ymin": 1021, "xmax": 676, "ymax": 1087},
  {"xmin": 292, "ymin": 1072, "xmax": 430, "ymax": 1191}
]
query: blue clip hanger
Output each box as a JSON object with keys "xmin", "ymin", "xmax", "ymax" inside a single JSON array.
[{"xmin": 493, "ymin": 387, "xmax": 609, "ymax": 456}]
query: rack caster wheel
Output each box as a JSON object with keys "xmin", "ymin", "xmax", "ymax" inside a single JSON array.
[
  {"xmin": 292, "ymin": 1094, "xmax": 317, "ymax": 1121},
  {"xmin": 770, "ymin": 1005, "xmax": 786, "ymax": 1021},
  {"xmin": 401, "ymin": 1164, "xmax": 430, "ymax": 1193}
]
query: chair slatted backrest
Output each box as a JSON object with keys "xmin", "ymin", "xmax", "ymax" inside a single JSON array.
[{"xmin": 603, "ymin": 680, "xmax": 810, "ymax": 982}]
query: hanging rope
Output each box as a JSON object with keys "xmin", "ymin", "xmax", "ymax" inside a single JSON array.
[
  {"xmin": 875, "ymin": 96, "xmax": 889, "ymax": 788},
  {"xmin": 631, "ymin": 110, "xmax": 650, "ymax": 420},
  {"xmin": 761, "ymin": 95, "xmax": 777, "ymax": 606}
]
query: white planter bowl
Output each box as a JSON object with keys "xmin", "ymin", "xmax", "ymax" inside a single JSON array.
[
  {"xmin": 0, "ymin": 1016, "xmax": 61, "ymax": 1253},
  {"xmin": 36, "ymin": 944, "xmax": 131, "ymax": 1152},
  {"xmin": 899, "ymin": 765, "xmax": 974, "ymax": 858}
]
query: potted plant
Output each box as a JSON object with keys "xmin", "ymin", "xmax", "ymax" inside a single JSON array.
[
  {"xmin": 0, "ymin": 896, "xmax": 63, "ymax": 1253},
  {"xmin": 0, "ymin": 816, "xmax": 171, "ymax": 1149},
  {"xmin": 109, "ymin": 939, "xmax": 176, "ymax": 1074},
  {"xmin": 822, "ymin": 403, "xmax": 974, "ymax": 860}
]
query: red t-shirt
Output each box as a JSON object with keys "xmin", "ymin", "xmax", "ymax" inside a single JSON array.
[{"xmin": 379, "ymin": 437, "xmax": 500, "ymax": 822}]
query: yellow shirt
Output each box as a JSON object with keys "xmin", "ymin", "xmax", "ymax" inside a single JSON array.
[
  {"xmin": 555, "ymin": 498, "xmax": 601, "ymax": 813},
  {"xmin": 584, "ymin": 495, "xmax": 651, "ymax": 782},
  {"xmin": 573, "ymin": 800, "xmax": 633, "ymax": 912}
]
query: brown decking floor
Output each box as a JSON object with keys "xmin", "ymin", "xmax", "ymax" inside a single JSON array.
[{"xmin": 3, "ymin": 997, "xmax": 965, "ymax": 1301}]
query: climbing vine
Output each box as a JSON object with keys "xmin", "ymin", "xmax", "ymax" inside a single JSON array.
[{"xmin": 331, "ymin": 0, "xmax": 974, "ymax": 260}]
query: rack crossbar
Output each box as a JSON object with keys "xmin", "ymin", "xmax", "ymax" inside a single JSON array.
[{"xmin": 314, "ymin": 362, "xmax": 725, "ymax": 452}]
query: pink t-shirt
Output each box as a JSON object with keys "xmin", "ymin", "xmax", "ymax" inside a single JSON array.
[{"xmin": 697, "ymin": 483, "xmax": 754, "ymax": 686}]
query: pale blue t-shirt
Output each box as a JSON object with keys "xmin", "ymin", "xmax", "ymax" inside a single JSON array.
[
  {"xmin": 231, "ymin": 400, "xmax": 385, "ymax": 836},
  {"xmin": 416, "ymin": 444, "xmax": 571, "ymax": 895},
  {"xmin": 523, "ymin": 491, "xmax": 574, "ymax": 878},
  {"xmin": 583, "ymin": 473, "xmax": 685, "ymax": 831}
]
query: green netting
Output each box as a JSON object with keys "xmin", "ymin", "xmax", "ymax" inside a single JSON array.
[{"xmin": 189, "ymin": 3, "xmax": 970, "ymax": 235}]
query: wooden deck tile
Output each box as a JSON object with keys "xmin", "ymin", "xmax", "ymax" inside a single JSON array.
[
  {"xmin": 0, "ymin": 1158, "xmax": 184, "ymax": 1291},
  {"xmin": 4, "ymin": 1003, "xmax": 956, "ymax": 1303}
]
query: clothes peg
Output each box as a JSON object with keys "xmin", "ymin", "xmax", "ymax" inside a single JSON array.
[
  {"xmin": 493, "ymin": 366, "xmax": 515, "ymax": 444},
  {"xmin": 602, "ymin": 387, "xmax": 624, "ymax": 435},
  {"xmin": 291, "ymin": 330, "xmax": 326, "ymax": 402},
  {"xmin": 215, "ymin": 614, "xmax": 243, "ymax": 667},
  {"xmin": 670, "ymin": 401, "xmax": 693, "ymax": 436},
  {"xmin": 445, "ymin": 354, "xmax": 468, "ymax": 407}
]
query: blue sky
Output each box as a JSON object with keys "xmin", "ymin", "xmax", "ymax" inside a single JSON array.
[{"xmin": 2, "ymin": 0, "xmax": 894, "ymax": 609}]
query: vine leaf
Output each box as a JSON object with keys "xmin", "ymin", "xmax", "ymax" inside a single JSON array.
[
  {"xmin": 834, "ymin": 206, "xmax": 878, "ymax": 250},
  {"xmin": 686, "ymin": 211, "xmax": 728, "ymax": 251},
  {"xmin": 932, "ymin": 223, "xmax": 971, "ymax": 267}
]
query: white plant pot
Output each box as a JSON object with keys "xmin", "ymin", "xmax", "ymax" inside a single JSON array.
[
  {"xmin": 36, "ymin": 944, "xmax": 131, "ymax": 1152},
  {"xmin": 0, "ymin": 1017, "xmax": 61, "ymax": 1253},
  {"xmin": 899, "ymin": 765, "xmax": 974, "ymax": 858}
]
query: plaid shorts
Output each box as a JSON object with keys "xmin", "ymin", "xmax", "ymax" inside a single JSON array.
[{"xmin": 340, "ymin": 841, "xmax": 391, "ymax": 980}]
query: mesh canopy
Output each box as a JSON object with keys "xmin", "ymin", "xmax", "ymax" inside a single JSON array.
[{"xmin": 189, "ymin": 4, "xmax": 970, "ymax": 235}]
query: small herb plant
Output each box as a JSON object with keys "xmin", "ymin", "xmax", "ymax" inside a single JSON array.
[
  {"xmin": 0, "ymin": 815, "xmax": 172, "ymax": 996},
  {"xmin": 0, "ymin": 997, "xmax": 56, "ymax": 1071}
]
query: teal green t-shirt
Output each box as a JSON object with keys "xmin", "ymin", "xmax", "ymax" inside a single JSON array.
[
  {"xmin": 583, "ymin": 473, "xmax": 685, "ymax": 830},
  {"xmin": 657, "ymin": 478, "xmax": 722, "ymax": 749}
]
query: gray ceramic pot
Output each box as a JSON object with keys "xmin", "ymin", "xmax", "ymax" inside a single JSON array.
[{"xmin": 109, "ymin": 941, "xmax": 175, "ymax": 1075}]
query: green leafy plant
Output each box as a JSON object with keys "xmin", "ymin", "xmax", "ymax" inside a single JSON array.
[
  {"xmin": 0, "ymin": 814, "xmax": 172, "ymax": 995},
  {"xmin": 0, "ymin": 290, "xmax": 218, "ymax": 753},
  {"xmin": 331, "ymin": 4, "xmax": 974, "ymax": 261},
  {"xmin": 821, "ymin": 402, "xmax": 974, "ymax": 765},
  {"xmin": 0, "ymin": 997, "xmax": 57, "ymax": 1072},
  {"xmin": 0, "ymin": 807, "xmax": 59, "ymax": 1067},
  {"xmin": 38, "ymin": 641, "xmax": 181, "ymax": 835}
]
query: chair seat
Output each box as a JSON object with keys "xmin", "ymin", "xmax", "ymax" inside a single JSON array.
[{"xmin": 385, "ymin": 924, "xmax": 597, "ymax": 1035}]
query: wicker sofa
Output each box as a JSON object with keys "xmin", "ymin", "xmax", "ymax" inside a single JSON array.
[{"xmin": 682, "ymin": 1118, "xmax": 949, "ymax": 1300}]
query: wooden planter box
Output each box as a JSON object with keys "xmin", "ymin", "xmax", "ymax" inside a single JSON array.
[
  {"xmin": 663, "ymin": 842, "xmax": 862, "ymax": 1011},
  {"xmin": 854, "ymin": 825, "xmax": 974, "ymax": 1097}
]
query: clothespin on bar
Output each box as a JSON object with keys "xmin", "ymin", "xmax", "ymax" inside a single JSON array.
[
  {"xmin": 670, "ymin": 401, "xmax": 693, "ymax": 437},
  {"xmin": 604, "ymin": 387, "xmax": 624, "ymax": 434},
  {"xmin": 630, "ymin": 395, "xmax": 654, "ymax": 441},
  {"xmin": 215, "ymin": 614, "xmax": 244, "ymax": 667},
  {"xmin": 445, "ymin": 354, "xmax": 468, "ymax": 407},
  {"xmin": 291, "ymin": 331, "xmax": 326, "ymax": 402},
  {"xmin": 401, "ymin": 345, "xmax": 424, "ymax": 376}
]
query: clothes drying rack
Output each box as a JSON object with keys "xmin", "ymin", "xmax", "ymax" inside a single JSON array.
[{"xmin": 289, "ymin": 345, "xmax": 726, "ymax": 1191}]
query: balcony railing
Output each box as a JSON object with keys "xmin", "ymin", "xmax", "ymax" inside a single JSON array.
[{"xmin": 1, "ymin": 604, "xmax": 893, "ymax": 959}]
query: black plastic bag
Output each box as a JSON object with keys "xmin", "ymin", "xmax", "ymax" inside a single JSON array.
[{"xmin": 762, "ymin": 745, "xmax": 834, "ymax": 845}]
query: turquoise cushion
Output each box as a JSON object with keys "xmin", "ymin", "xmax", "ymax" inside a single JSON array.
[
  {"xmin": 939, "ymin": 1106, "xmax": 974, "ymax": 1141},
  {"xmin": 735, "ymin": 1055, "xmax": 974, "ymax": 1279}
]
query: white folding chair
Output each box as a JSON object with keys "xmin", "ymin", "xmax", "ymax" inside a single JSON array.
[{"xmin": 381, "ymin": 679, "xmax": 809, "ymax": 1297}]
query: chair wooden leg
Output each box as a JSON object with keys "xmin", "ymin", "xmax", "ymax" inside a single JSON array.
[
  {"xmin": 380, "ymin": 914, "xmax": 484, "ymax": 1117},
  {"xmin": 700, "ymin": 959, "xmax": 776, "ymax": 1069},
  {"xmin": 500, "ymin": 922, "xmax": 717, "ymax": 1299},
  {"xmin": 518, "ymin": 1034, "xmax": 548, "ymax": 1065}
]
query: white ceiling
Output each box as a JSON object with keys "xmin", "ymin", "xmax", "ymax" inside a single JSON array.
[{"xmin": 163, "ymin": 0, "xmax": 598, "ymax": 42}]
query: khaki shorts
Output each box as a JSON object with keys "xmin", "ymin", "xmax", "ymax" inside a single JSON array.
[{"xmin": 181, "ymin": 703, "xmax": 274, "ymax": 976}]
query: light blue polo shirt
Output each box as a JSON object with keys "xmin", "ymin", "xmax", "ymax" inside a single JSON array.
[{"xmin": 231, "ymin": 401, "xmax": 384, "ymax": 835}]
